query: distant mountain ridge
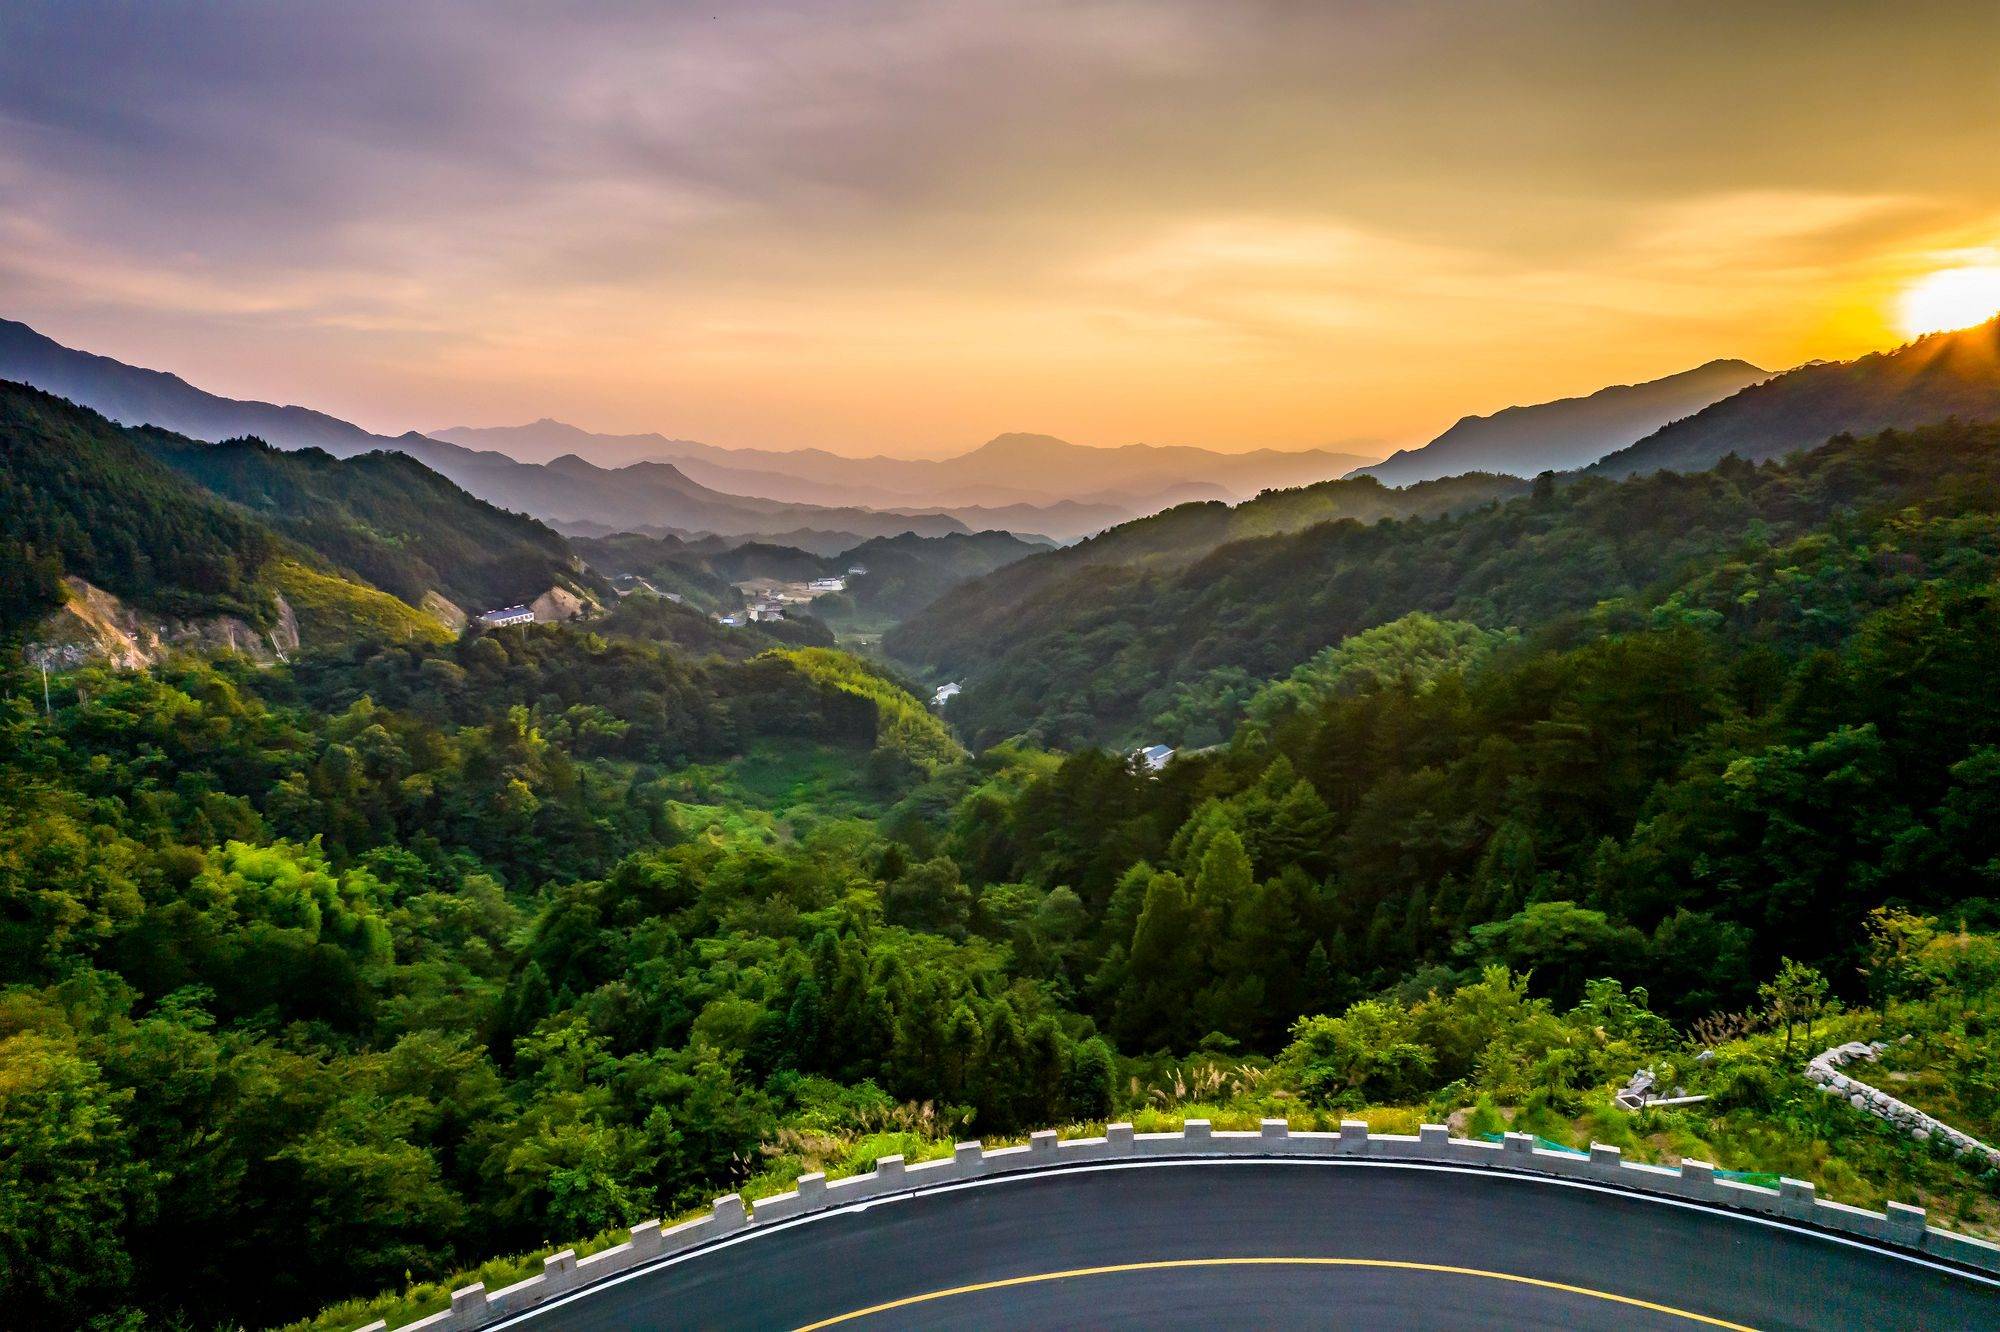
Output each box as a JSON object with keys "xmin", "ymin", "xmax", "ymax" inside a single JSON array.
[
  {"xmin": 0, "ymin": 318, "xmax": 1010, "ymax": 542},
  {"xmin": 0, "ymin": 316, "xmax": 1365, "ymax": 544},
  {"xmin": 430, "ymin": 420, "xmax": 1380, "ymax": 512},
  {"xmin": 0, "ymin": 315, "xmax": 418, "ymax": 456},
  {"xmin": 427, "ymin": 445, "xmax": 977, "ymax": 542},
  {"xmin": 1590, "ymin": 318, "xmax": 2000, "ymax": 477},
  {"xmin": 1354, "ymin": 359, "xmax": 1769, "ymax": 486}
]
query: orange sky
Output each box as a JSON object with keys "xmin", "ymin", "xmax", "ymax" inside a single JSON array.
[{"xmin": 3, "ymin": 2, "xmax": 1998, "ymax": 458}]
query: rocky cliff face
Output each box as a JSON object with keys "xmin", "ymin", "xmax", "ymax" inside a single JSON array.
[
  {"xmin": 422, "ymin": 590, "xmax": 469, "ymax": 632},
  {"xmin": 24, "ymin": 577, "xmax": 299, "ymax": 670}
]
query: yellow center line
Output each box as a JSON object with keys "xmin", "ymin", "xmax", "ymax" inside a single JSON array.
[{"xmin": 790, "ymin": 1257, "xmax": 1760, "ymax": 1331}]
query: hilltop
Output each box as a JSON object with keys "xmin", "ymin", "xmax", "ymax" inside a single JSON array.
[{"xmin": 1592, "ymin": 318, "xmax": 2000, "ymax": 477}]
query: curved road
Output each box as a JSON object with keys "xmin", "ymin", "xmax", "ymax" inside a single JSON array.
[{"xmin": 495, "ymin": 1161, "xmax": 1997, "ymax": 1329}]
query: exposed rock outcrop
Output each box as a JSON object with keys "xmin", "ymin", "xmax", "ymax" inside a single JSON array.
[
  {"xmin": 423, "ymin": 591, "xmax": 468, "ymax": 632},
  {"xmin": 25, "ymin": 577, "xmax": 296, "ymax": 670},
  {"xmin": 529, "ymin": 585, "xmax": 593, "ymax": 622}
]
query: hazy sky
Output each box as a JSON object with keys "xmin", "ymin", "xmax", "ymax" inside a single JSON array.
[{"xmin": 3, "ymin": 1, "xmax": 1998, "ymax": 457}]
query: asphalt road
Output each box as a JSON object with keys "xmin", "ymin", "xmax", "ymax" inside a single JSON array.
[{"xmin": 495, "ymin": 1161, "xmax": 1999, "ymax": 1330}]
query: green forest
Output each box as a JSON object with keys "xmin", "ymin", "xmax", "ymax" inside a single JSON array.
[
  {"xmin": 7, "ymin": 405, "xmax": 2000, "ymax": 1329},
  {"xmin": 144, "ymin": 432, "xmax": 600, "ymax": 614},
  {"xmin": 1, "ymin": 628, "xmax": 1114, "ymax": 1329}
]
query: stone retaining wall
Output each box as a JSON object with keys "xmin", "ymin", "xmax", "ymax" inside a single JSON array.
[
  {"xmin": 1806, "ymin": 1040, "xmax": 2000, "ymax": 1170},
  {"xmin": 358, "ymin": 1120, "xmax": 2000, "ymax": 1331}
]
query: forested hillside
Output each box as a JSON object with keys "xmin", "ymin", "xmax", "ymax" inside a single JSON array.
[
  {"xmin": 865, "ymin": 417, "xmax": 2000, "ymax": 1103},
  {"xmin": 890, "ymin": 422, "xmax": 2000, "ymax": 749},
  {"xmin": 571, "ymin": 532, "xmax": 742, "ymax": 608},
  {"xmin": 143, "ymin": 432, "xmax": 601, "ymax": 614},
  {"xmin": 1, "ymin": 382, "xmax": 285, "ymax": 634},
  {"xmin": 818, "ymin": 530, "xmax": 1046, "ymax": 622},
  {"xmin": 1034, "ymin": 467, "xmax": 1523, "ymax": 573},
  {"xmin": 0, "ymin": 382, "xmax": 597, "ymax": 646}
]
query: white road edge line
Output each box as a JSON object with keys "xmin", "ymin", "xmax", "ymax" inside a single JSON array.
[{"xmin": 485, "ymin": 1156, "xmax": 2000, "ymax": 1327}]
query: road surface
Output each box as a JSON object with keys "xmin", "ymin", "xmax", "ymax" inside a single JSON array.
[{"xmin": 493, "ymin": 1160, "xmax": 1998, "ymax": 1329}]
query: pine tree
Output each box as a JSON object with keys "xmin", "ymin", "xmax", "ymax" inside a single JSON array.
[
  {"xmin": 1190, "ymin": 828, "xmax": 1254, "ymax": 966},
  {"xmin": 1115, "ymin": 871, "xmax": 1200, "ymax": 1048}
]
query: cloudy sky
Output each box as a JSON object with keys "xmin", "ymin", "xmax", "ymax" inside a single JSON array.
[{"xmin": 3, "ymin": 1, "xmax": 1997, "ymax": 456}]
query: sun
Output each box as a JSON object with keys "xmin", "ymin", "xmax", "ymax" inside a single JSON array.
[{"xmin": 1897, "ymin": 265, "xmax": 2000, "ymax": 338}]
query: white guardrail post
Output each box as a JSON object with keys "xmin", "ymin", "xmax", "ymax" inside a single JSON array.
[
  {"xmin": 710, "ymin": 1195, "xmax": 747, "ymax": 1234},
  {"xmin": 447, "ymin": 1283, "xmax": 487, "ymax": 1330},
  {"xmin": 367, "ymin": 1119, "xmax": 2000, "ymax": 1331}
]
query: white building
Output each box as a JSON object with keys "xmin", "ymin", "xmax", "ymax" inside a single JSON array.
[
  {"xmin": 932, "ymin": 682, "xmax": 961, "ymax": 706},
  {"xmin": 1133, "ymin": 743, "xmax": 1174, "ymax": 773},
  {"xmin": 846, "ymin": 565, "xmax": 868, "ymax": 576},
  {"xmin": 478, "ymin": 605, "xmax": 535, "ymax": 628}
]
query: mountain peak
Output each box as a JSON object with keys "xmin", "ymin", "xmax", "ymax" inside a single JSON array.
[
  {"xmin": 1354, "ymin": 359, "xmax": 1772, "ymax": 487},
  {"xmin": 969, "ymin": 432, "xmax": 1078, "ymax": 454}
]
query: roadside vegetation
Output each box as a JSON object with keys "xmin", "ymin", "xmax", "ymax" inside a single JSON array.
[{"xmin": 289, "ymin": 920, "xmax": 2000, "ymax": 1332}]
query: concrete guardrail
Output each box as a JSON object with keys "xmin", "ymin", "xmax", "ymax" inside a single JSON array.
[{"xmin": 356, "ymin": 1120, "xmax": 2000, "ymax": 1331}]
